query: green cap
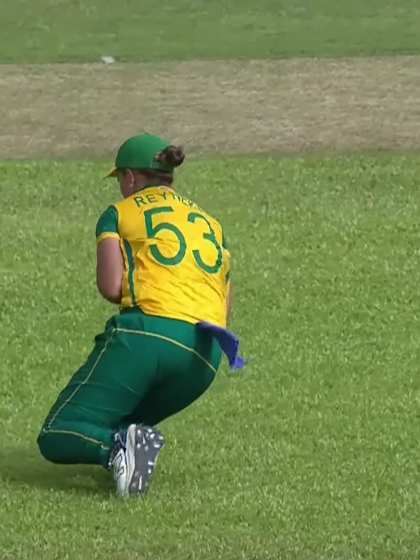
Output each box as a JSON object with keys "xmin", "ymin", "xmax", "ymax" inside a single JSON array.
[{"xmin": 107, "ymin": 133, "xmax": 172, "ymax": 177}]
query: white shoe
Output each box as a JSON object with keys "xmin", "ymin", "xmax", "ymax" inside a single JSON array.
[{"xmin": 110, "ymin": 424, "xmax": 164, "ymax": 497}]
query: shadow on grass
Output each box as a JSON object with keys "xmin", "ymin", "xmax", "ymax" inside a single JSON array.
[{"xmin": 0, "ymin": 446, "xmax": 112, "ymax": 496}]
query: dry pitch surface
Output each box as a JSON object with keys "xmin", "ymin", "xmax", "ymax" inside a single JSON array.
[{"xmin": 2, "ymin": 55, "xmax": 420, "ymax": 159}]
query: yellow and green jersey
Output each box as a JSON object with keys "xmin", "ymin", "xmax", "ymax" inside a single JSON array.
[{"xmin": 96, "ymin": 186, "xmax": 231, "ymax": 328}]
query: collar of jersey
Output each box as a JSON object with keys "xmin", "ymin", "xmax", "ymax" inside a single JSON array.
[{"xmin": 133, "ymin": 185, "xmax": 174, "ymax": 195}]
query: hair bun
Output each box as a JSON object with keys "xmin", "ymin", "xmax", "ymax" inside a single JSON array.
[{"xmin": 158, "ymin": 145, "xmax": 185, "ymax": 168}]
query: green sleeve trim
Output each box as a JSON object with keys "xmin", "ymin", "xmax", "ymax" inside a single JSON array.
[{"xmin": 96, "ymin": 206, "xmax": 119, "ymax": 239}]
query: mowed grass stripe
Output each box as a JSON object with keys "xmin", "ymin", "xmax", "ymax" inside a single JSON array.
[
  {"xmin": 1, "ymin": 155, "xmax": 420, "ymax": 558},
  {"xmin": 1, "ymin": 0, "xmax": 420, "ymax": 63},
  {"xmin": 2, "ymin": 57, "xmax": 420, "ymax": 160}
]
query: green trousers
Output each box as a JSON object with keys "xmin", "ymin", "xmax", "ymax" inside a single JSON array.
[{"xmin": 37, "ymin": 309, "xmax": 221, "ymax": 468}]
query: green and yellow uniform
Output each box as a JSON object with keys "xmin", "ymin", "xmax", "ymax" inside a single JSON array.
[
  {"xmin": 37, "ymin": 185, "xmax": 231, "ymax": 468},
  {"xmin": 97, "ymin": 186, "xmax": 231, "ymax": 327}
]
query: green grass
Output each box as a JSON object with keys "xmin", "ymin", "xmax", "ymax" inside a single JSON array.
[
  {"xmin": 2, "ymin": 155, "xmax": 420, "ymax": 558},
  {"xmin": 1, "ymin": 0, "xmax": 420, "ymax": 63}
]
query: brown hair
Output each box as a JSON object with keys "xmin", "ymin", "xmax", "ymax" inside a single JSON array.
[
  {"xmin": 156, "ymin": 145, "xmax": 185, "ymax": 168},
  {"xmin": 140, "ymin": 145, "xmax": 185, "ymax": 186}
]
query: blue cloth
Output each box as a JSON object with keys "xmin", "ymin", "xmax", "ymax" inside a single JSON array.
[{"xmin": 197, "ymin": 322, "xmax": 245, "ymax": 370}]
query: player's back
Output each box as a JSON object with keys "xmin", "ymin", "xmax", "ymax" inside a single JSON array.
[{"xmin": 114, "ymin": 186, "xmax": 230, "ymax": 327}]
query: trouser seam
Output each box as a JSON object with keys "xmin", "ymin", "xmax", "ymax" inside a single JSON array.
[
  {"xmin": 45, "ymin": 328, "xmax": 116, "ymax": 430},
  {"xmin": 40, "ymin": 428, "xmax": 110, "ymax": 450}
]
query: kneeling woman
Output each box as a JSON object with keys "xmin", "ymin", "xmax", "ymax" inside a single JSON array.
[{"xmin": 37, "ymin": 133, "xmax": 242, "ymax": 497}]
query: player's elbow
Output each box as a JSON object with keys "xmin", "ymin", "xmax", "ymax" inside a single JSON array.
[{"xmin": 97, "ymin": 275, "xmax": 122, "ymax": 303}]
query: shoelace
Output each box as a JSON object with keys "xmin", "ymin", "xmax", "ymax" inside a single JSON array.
[{"xmin": 107, "ymin": 430, "xmax": 127, "ymax": 470}]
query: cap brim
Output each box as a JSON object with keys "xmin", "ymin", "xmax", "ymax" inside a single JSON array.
[{"xmin": 105, "ymin": 167, "xmax": 118, "ymax": 178}]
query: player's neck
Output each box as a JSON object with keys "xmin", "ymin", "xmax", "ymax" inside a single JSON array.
[{"xmin": 133, "ymin": 183, "xmax": 174, "ymax": 193}]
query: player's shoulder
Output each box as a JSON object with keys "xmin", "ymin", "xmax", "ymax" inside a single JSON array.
[
  {"xmin": 112, "ymin": 193, "xmax": 144, "ymax": 221},
  {"xmin": 96, "ymin": 204, "xmax": 119, "ymax": 240},
  {"xmin": 175, "ymin": 192, "xmax": 220, "ymax": 224},
  {"xmin": 189, "ymin": 200, "xmax": 224, "ymax": 231}
]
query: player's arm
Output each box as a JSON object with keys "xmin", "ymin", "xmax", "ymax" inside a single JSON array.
[
  {"xmin": 95, "ymin": 205, "xmax": 123, "ymax": 304},
  {"xmin": 96, "ymin": 239, "xmax": 124, "ymax": 303}
]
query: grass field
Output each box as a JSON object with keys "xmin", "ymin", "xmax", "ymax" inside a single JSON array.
[
  {"xmin": 2, "ymin": 157, "xmax": 420, "ymax": 558},
  {"xmin": 2, "ymin": 0, "xmax": 420, "ymax": 62},
  {"xmin": 2, "ymin": 0, "xmax": 420, "ymax": 558}
]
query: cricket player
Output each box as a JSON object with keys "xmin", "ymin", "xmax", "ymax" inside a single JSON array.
[{"xmin": 37, "ymin": 133, "xmax": 243, "ymax": 497}]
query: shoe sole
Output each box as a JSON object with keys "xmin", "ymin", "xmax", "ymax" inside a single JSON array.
[
  {"xmin": 143, "ymin": 427, "xmax": 165, "ymax": 470},
  {"xmin": 126, "ymin": 426, "xmax": 164, "ymax": 496}
]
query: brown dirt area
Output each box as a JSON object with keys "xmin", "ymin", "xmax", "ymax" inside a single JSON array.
[{"xmin": 1, "ymin": 56, "xmax": 420, "ymax": 159}]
